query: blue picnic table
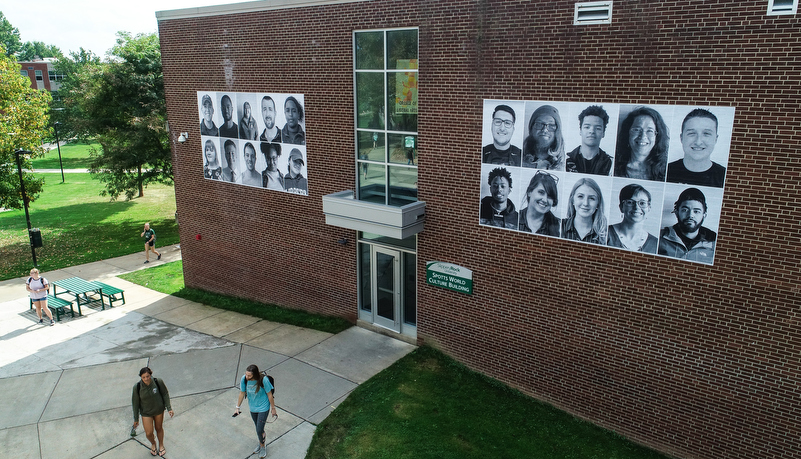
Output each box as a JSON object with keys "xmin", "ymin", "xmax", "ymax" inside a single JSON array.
[{"xmin": 52, "ymin": 277, "xmax": 105, "ymax": 315}]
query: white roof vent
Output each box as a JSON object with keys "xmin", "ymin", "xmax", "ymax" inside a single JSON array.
[
  {"xmin": 767, "ymin": 0, "xmax": 798, "ymax": 15},
  {"xmin": 574, "ymin": 1, "xmax": 613, "ymax": 25}
]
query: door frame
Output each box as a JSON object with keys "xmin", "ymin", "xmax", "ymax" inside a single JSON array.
[{"xmin": 372, "ymin": 246, "xmax": 401, "ymax": 332}]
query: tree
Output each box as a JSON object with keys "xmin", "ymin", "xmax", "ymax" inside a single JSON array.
[
  {"xmin": 0, "ymin": 45, "xmax": 51, "ymax": 209},
  {"xmin": 17, "ymin": 41, "xmax": 62, "ymax": 61},
  {"xmin": 51, "ymin": 48, "xmax": 101, "ymax": 139},
  {"xmin": 0, "ymin": 12, "xmax": 21, "ymax": 57},
  {"xmin": 62, "ymin": 32, "xmax": 172, "ymax": 200}
]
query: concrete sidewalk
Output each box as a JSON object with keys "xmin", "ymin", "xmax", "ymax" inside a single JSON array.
[{"xmin": 0, "ymin": 247, "xmax": 415, "ymax": 459}]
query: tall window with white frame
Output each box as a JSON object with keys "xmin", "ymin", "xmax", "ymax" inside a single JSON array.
[{"xmin": 354, "ymin": 28, "xmax": 418, "ymax": 206}]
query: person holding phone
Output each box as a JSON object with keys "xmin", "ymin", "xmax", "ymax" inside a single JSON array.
[{"xmin": 235, "ymin": 364, "xmax": 276, "ymax": 459}]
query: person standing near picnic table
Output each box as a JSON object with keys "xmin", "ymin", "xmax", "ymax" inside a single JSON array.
[
  {"xmin": 26, "ymin": 268, "xmax": 54, "ymax": 326},
  {"xmin": 132, "ymin": 367, "xmax": 174, "ymax": 457},
  {"xmin": 141, "ymin": 223, "xmax": 161, "ymax": 264}
]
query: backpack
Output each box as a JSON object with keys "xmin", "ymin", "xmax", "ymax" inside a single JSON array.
[{"xmin": 259, "ymin": 371, "xmax": 275, "ymax": 395}]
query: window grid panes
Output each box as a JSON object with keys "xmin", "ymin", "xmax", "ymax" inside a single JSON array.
[{"xmin": 355, "ymin": 29, "xmax": 418, "ymax": 206}]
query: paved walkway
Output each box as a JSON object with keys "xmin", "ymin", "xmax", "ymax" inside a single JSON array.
[{"xmin": 0, "ymin": 246, "xmax": 415, "ymax": 458}]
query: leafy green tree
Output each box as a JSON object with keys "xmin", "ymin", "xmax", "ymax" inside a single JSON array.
[
  {"xmin": 61, "ymin": 32, "xmax": 171, "ymax": 200},
  {"xmin": 17, "ymin": 41, "xmax": 62, "ymax": 61},
  {"xmin": 0, "ymin": 12, "xmax": 21, "ymax": 57},
  {"xmin": 0, "ymin": 45, "xmax": 51, "ymax": 209},
  {"xmin": 51, "ymin": 48, "xmax": 101, "ymax": 139}
]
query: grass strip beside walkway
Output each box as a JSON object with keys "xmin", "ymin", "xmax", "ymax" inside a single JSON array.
[{"xmin": 119, "ymin": 261, "xmax": 351, "ymax": 334}]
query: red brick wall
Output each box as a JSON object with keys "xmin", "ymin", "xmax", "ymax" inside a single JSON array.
[
  {"xmin": 17, "ymin": 61, "xmax": 50, "ymax": 90},
  {"xmin": 158, "ymin": 1, "xmax": 801, "ymax": 458}
]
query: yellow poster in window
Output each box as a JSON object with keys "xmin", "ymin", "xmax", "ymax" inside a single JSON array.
[{"xmin": 395, "ymin": 60, "xmax": 418, "ymax": 115}]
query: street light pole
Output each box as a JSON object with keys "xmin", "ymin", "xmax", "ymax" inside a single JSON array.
[
  {"xmin": 54, "ymin": 122, "xmax": 65, "ymax": 183},
  {"xmin": 15, "ymin": 149, "xmax": 38, "ymax": 268}
]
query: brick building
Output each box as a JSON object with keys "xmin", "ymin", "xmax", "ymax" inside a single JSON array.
[
  {"xmin": 156, "ymin": 1, "xmax": 800, "ymax": 458},
  {"xmin": 17, "ymin": 58, "xmax": 64, "ymax": 92}
]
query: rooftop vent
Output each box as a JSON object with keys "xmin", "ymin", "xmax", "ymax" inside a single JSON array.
[{"xmin": 574, "ymin": 1, "xmax": 613, "ymax": 25}]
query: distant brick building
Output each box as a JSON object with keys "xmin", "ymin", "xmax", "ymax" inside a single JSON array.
[
  {"xmin": 17, "ymin": 58, "xmax": 63, "ymax": 92},
  {"xmin": 156, "ymin": 1, "xmax": 801, "ymax": 458}
]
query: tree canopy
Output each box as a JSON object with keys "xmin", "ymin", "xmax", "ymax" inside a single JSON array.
[
  {"xmin": 17, "ymin": 41, "xmax": 62, "ymax": 61},
  {"xmin": 0, "ymin": 12, "xmax": 21, "ymax": 57},
  {"xmin": 0, "ymin": 46, "xmax": 51, "ymax": 209},
  {"xmin": 58, "ymin": 32, "xmax": 171, "ymax": 200}
]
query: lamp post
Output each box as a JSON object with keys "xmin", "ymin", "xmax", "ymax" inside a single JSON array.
[
  {"xmin": 15, "ymin": 149, "xmax": 38, "ymax": 268},
  {"xmin": 53, "ymin": 121, "xmax": 65, "ymax": 183}
]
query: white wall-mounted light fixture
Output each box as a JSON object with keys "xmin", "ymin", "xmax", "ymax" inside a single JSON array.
[{"xmin": 178, "ymin": 132, "xmax": 189, "ymax": 143}]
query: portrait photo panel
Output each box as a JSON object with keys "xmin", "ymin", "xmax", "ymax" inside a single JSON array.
[
  {"xmin": 219, "ymin": 137, "xmax": 240, "ymax": 184},
  {"xmin": 236, "ymin": 93, "xmax": 260, "ymax": 141},
  {"xmin": 196, "ymin": 91, "xmax": 310, "ymax": 196},
  {"xmin": 281, "ymin": 94, "xmax": 307, "ymax": 146},
  {"xmin": 657, "ymin": 183, "xmax": 723, "ymax": 265},
  {"xmin": 607, "ymin": 178, "xmax": 665, "ymax": 254},
  {"xmin": 481, "ymin": 100, "xmax": 525, "ymax": 167},
  {"xmin": 666, "ymin": 105, "xmax": 735, "ymax": 189},
  {"xmin": 283, "ymin": 145, "xmax": 309, "ymax": 195},
  {"xmin": 557, "ymin": 173, "xmax": 613, "ymax": 246},
  {"xmin": 256, "ymin": 93, "xmax": 284, "ymax": 143},
  {"xmin": 562, "ymin": 102, "xmax": 620, "ymax": 177},
  {"xmin": 479, "ymin": 163, "xmax": 523, "ymax": 231},
  {"xmin": 479, "ymin": 99, "xmax": 735, "ymax": 265},
  {"xmin": 198, "ymin": 91, "xmax": 220, "ymax": 137},
  {"xmin": 516, "ymin": 168, "xmax": 564, "ymax": 238},
  {"xmin": 614, "ymin": 104, "xmax": 675, "ymax": 182},
  {"xmin": 522, "ymin": 101, "xmax": 573, "ymax": 172},
  {"xmin": 217, "ymin": 92, "xmax": 239, "ymax": 139},
  {"xmin": 201, "ymin": 135, "xmax": 222, "ymax": 181}
]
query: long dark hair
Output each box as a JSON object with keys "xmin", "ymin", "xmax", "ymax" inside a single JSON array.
[
  {"xmin": 614, "ymin": 106, "xmax": 669, "ymax": 180},
  {"xmin": 246, "ymin": 364, "xmax": 265, "ymax": 393}
]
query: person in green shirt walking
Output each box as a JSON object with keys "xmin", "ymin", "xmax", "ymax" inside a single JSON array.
[
  {"xmin": 140, "ymin": 223, "xmax": 161, "ymax": 264},
  {"xmin": 132, "ymin": 367, "xmax": 174, "ymax": 456}
]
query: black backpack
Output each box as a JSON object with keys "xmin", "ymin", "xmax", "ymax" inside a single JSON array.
[{"xmin": 259, "ymin": 371, "xmax": 275, "ymax": 395}]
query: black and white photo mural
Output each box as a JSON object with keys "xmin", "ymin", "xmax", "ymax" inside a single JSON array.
[
  {"xmin": 197, "ymin": 91, "xmax": 308, "ymax": 196},
  {"xmin": 480, "ymin": 100, "xmax": 735, "ymax": 265}
]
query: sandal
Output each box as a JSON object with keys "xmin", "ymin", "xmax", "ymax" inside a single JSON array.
[
  {"xmin": 159, "ymin": 446, "xmax": 166, "ymax": 457},
  {"xmin": 150, "ymin": 445, "xmax": 157, "ymax": 456}
]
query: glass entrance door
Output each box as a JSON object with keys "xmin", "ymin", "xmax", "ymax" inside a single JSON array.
[{"xmin": 373, "ymin": 247, "xmax": 401, "ymax": 332}]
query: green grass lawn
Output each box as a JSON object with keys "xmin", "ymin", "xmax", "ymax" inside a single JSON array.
[
  {"xmin": 0, "ymin": 173, "xmax": 177, "ymax": 281},
  {"xmin": 308, "ymin": 346, "xmax": 670, "ymax": 459},
  {"xmin": 119, "ymin": 260, "xmax": 352, "ymax": 334},
  {"xmin": 31, "ymin": 141, "xmax": 97, "ymax": 169}
]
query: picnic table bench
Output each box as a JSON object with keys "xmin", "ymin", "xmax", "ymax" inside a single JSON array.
[
  {"xmin": 29, "ymin": 294, "xmax": 75, "ymax": 322},
  {"xmin": 52, "ymin": 277, "xmax": 106, "ymax": 315},
  {"xmin": 89, "ymin": 281, "xmax": 126, "ymax": 307}
]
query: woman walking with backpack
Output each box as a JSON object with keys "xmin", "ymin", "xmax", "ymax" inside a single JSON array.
[
  {"xmin": 132, "ymin": 367, "xmax": 174, "ymax": 456},
  {"xmin": 235, "ymin": 364, "xmax": 276, "ymax": 458}
]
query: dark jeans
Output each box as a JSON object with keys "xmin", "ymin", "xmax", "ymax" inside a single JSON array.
[{"xmin": 250, "ymin": 411, "xmax": 268, "ymax": 444}]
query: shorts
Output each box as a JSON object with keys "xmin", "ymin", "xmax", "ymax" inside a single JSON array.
[{"xmin": 148, "ymin": 241, "xmax": 155, "ymax": 247}]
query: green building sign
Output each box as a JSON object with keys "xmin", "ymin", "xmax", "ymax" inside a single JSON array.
[{"xmin": 426, "ymin": 261, "xmax": 473, "ymax": 295}]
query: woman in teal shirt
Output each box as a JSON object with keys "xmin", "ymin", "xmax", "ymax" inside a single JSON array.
[{"xmin": 235, "ymin": 364, "xmax": 276, "ymax": 459}]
